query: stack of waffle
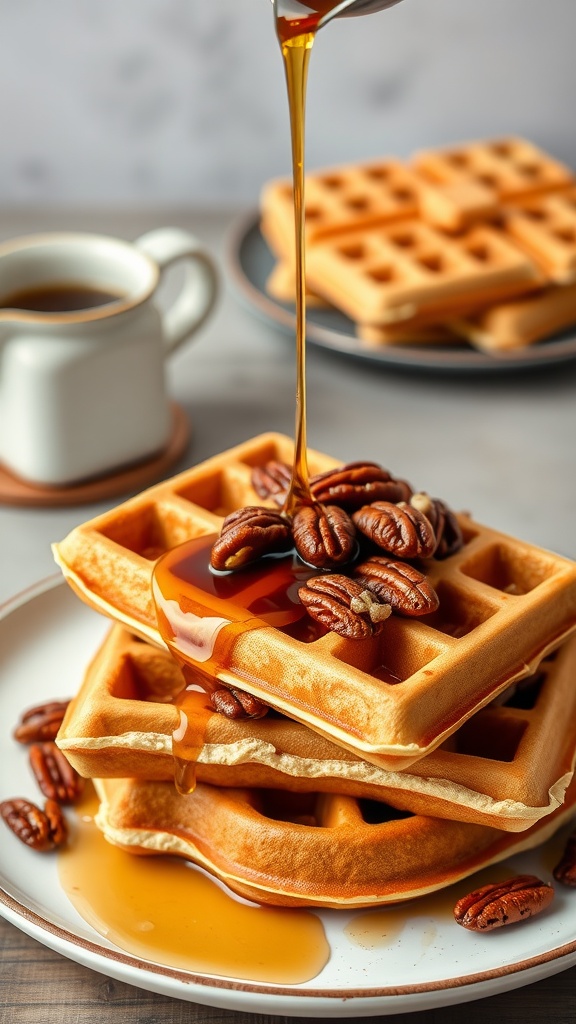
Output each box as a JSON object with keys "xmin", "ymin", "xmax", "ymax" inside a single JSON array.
[
  {"xmin": 260, "ymin": 137, "xmax": 576, "ymax": 353},
  {"xmin": 53, "ymin": 434, "xmax": 576, "ymax": 908}
]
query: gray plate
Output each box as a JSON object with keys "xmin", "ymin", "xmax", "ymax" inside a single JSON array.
[{"xmin": 226, "ymin": 212, "xmax": 576, "ymax": 374}]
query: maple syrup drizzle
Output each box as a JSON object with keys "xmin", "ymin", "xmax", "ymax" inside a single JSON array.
[
  {"xmin": 58, "ymin": 787, "xmax": 330, "ymax": 983},
  {"xmin": 153, "ymin": 533, "xmax": 321, "ymax": 793},
  {"xmin": 277, "ymin": 21, "xmax": 314, "ymax": 514}
]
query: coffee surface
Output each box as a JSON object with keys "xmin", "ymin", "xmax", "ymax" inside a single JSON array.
[{"xmin": 0, "ymin": 283, "xmax": 124, "ymax": 312}]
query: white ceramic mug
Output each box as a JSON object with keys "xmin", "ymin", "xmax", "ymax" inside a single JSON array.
[{"xmin": 0, "ymin": 228, "xmax": 218, "ymax": 486}]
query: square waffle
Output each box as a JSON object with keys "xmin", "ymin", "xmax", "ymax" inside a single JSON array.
[
  {"xmin": 93, "ymin": 773, "xmax": 576, "ymax": 908},
  {"xmin": 57, "ymin": 625, "xmax": 576, "ymax": 832},
  {"xmin": 260, "ymin": 157, "xmax": 421, "ymax": 261},
  {"xmin": 304, "ymin": 220, "xmax": 543, "ymax": 324},
  {"xmin": 413, "ymin": 137, "xmax": 575, "ymax": 232},
  {"xmin": 502, "ymin": 188, "xmax": 576, "ymax": 284},
  {"xmin": 53, "ymin": 433, "xmax": 576, "ymax": 772},
  {"xmin": 452, "ymin": 282, "xmax": 576, "ymax": 352}
]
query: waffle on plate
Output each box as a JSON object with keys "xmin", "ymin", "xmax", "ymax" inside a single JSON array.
[{"xmin": 53, "ymin": 433, "xmax": 576, "ymax": 772}]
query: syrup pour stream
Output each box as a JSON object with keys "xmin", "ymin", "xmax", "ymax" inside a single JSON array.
[{"xmin": 153, "ymin": 2, "xmax": 350, "ymax": 796}]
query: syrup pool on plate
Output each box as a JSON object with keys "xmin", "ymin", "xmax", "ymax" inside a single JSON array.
[{"xmin": 58, "ymin": 787, "xmax": 330, "ymax": 983}]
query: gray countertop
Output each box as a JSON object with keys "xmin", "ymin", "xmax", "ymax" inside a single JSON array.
[{"xmin": 1, "ymin": 208, "xmax": 576, "ymax": 1022}]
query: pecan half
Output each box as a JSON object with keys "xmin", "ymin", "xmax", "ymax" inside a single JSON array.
[
  {"xmin": 44, "ymin": 798, "xmax": 68, "ymax": 847},
  {"xmin": 292, "ymin": 503, "xmax": 356, "ymax": 569},
  {"xmin": 251, "ymin": 460, "xmax": 292, "ymax": 501},
  {"xmin": 310, "ymin": 462, "xmax": 412, "ymax": 510},
  {"xmin": 0, "ymin": 797, "xmax": 67, "ymax": 851},
  {"xmin": 210, "ymin": 506, "xmax": 292, "ymax": 571},
  {"xmin": 298, "ymin": 574, "xmax": 391, "ymax": 640},
  {"xmin": 13, "ymin": 699, "xmax": 71, "ymax": 743},
  {"xmin": 29, "ymin": 741, "xmax": 84, "ymax": 804},
  {"xmin": 352, "ymin": 501, "xmax": 436, "ymax": 559},
  {"xmin": 553, "ymin": 830, "xmax": 576, "ymax": 887},
  {"xmin": 210, "ymin": 687, "xmax": 269, "ymax": 720},
  {"xmin": 453, "ymin": 875, "xmax": 554, "ymax": 931},
  {"xmin": 410, "ymin": 493, "xmax": 464, "ymax": 559},
  {"xmin": 354, "ymin": 556, "xmax": 439, "ymax": 616}
]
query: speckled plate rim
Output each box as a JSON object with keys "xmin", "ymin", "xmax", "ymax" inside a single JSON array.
[
  {"xmin": 1, "ymin": 576, "xmax": 576, "ymax": 1017},
  {"xmin": 225, "ymin": 211, "xmax": 576, "ymax": 375}
]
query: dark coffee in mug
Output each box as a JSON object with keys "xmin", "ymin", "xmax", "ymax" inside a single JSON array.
[{"xmin": 0, "ymin": 283, "xmax": 124, "ymax": 313}]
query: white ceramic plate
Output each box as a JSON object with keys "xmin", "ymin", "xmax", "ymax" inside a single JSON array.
[
  {"xmin": 226, "ymin": 212, "xmax": 576, "ymax": 375},
  {"xmin": 1, "ymin": 576, "xmax": 576, "ymax": 1017}
]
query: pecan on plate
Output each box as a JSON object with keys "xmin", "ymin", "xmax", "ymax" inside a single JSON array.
[
  {"xmin": 210, "ymin": 506, "xmax": 292, "ymax": 571},
  {"xmin": 453, "ymin": 874, "xmax": 554, "ymax": 931},
  {"xmin": 410, "ymin": 493, "xmax": 464, "ymax": 559},
  {"xmin": 13, "ymin": 699, "xmax": 71, "ymax": 743},
  {"xmin": 29, "ymin": 741, "xmax": 84, "ymax": 804},
  {"xmin": 251, "ymin": 460, "xmax": 292, "ymax": 502},
  {"xmin": 210, "ymin": 687, "xmax": 269, "ymax": 720},
  {"xmin": 298, "ymin": 574, "xmax": 391, "ymax": 640},
  {"xmin": 352, "ymin": 501, "xmax": 436, "ymax": 559},
  {"xmin": 310, "ymin": 462, "xmax": 412, "ymax": 511},
  {"xmin": 292, "ymin": 503, "xmax": 356, "ymax": 569},
  {"xmin": 553, "ymin": 830, "xmax": 576, "ymax": 887},
  {"xmin": 0, "ymin": 796, "xmax": 67, "ymax": 851},
  {"xmin": 354, "ymin": 556, "xmax": 439, "ymax": 616}
]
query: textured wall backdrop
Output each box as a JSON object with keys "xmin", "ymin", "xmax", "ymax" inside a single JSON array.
[{"xmin": 1, "ymin": 0, "xmax": 575, "ymax": 207}]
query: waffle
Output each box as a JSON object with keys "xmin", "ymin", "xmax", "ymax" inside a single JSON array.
[
  {"xmin": 502, "ymin": 188, "xmax": 576, "ymax": 284},
  {"xmin": 53, "ymin": 433, "xmax": 576, "ymax": 772},
  {"xmin": 57, "ymin": 625, "xmax": 576, "ymax": 832},
  {"xmin": 413, "ymin": 137, "xmax": 574, "ymax": 232},
  {"xmin": 304, "ymin": 220, "xmax": 543, "ymax": 325},
  {"xmin": 260, "ymin": 158, "xmax": 421, "ymax": 262},
  {"xmin": 93, "ymin": 773, "xmax": 576, "ymax": 909},
  {"xmin": 453, "ymin": 282, "xmax": 576, "ymax": 352},
  {"xmin": 265, "ymin": 259, "xmax": 330, "ymax": 308},
  {"xmin": 356, "ymin": 321, "xmax": 460, "ymax": 347}
]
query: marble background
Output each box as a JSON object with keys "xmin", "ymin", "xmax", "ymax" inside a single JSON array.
[{"xmin": 1, "ymin": 0, "xmax": 575, "ymax": 208}]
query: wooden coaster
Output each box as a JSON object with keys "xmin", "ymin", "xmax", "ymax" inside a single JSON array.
[{"xmin": 0, "ymin": 403, "xmax": 190, "ymax": 508}]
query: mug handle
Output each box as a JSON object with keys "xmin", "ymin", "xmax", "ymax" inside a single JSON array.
[{"xmin": 134, "ymin": 227, "xmax": 218, "ymax": 354}]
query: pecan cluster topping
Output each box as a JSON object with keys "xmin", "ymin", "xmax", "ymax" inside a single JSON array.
[
  {"xmin": 292, "ymin": 503, "xmax": 356, "ymax": 568},
  {"xmin": 309, "ymin": 461, "xmax": 412, "ymax": 509},
  {"xmin": 29, "ymin": 741, "xmax": 84, "ymax": 804},
  {"xmin": 206, "ymin": 455, "xmax": 466, "ymax": 646},
  {"xmin": 210, "ymin": 687, "xmax": 269, "ymax": 720},
  {"xmin": 354, "ymin": 556, "xmax": 439, "ymax": 616},
  {"xmin": 553, "ymin": 829, "xmax": 576, "ymax": 887},
  {"xmin": 410, "ymin": 492, "xmax": 464, "ymax": 560},
  {"xmin": 251, "ymin": 460, "xmax": 292, "ymax": 500},
  {"xmin": 453, "ymin": 875, "xmax": 554, "ymax": 931},
  {"xmin": 210, "ymin": 506, "xmax": 292, "ymax": 571},
  {"xmin": 352, "ymin": 501, "xmax": 436, "ymax": 559},
  {"xmin": 0, "ymin": 797, "xmax": 68, "ymax": 852},
  {"xmin": 298, "ymin": 575, "xmax": 391, "ymax": 640},
  {"xmin": 13, "ymin": 699, "xmax": 71, "ymax": 743}
]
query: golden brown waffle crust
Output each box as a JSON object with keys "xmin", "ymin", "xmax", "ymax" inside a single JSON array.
[
  {"xmin": 53, "ymin": 432, "xmax": 576, "ymax": 771},
  {"xmin": 57, "ymin": 626, "xmax": 576, "ymax": 832},
  {"xmin": 93, "ymin": 775, "xmax": 576, "ymax": 909}
]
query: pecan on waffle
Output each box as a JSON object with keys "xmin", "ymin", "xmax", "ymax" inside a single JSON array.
[
  {"xmin": 412, "ymin": 136, "xmax": 574, "ymax": 232},
  {"xmin": 57, "ymin": 626, "xmax": 576, "ymax": 832},
  {"xmin": 304, "ymin": 220, "xmax": 543, "ymax": 325},
  {"xmin": 93, "ymin": 772, "xmax": 576, "ymax": 909},
  {"xmin": 53, "ymin": 433, "xmax": 576, "ymax": 772}
]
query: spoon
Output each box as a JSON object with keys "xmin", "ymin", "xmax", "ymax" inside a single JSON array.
[{"xmin": 273, "ymin": 0, "xmax": 404, "ymax": 31}]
